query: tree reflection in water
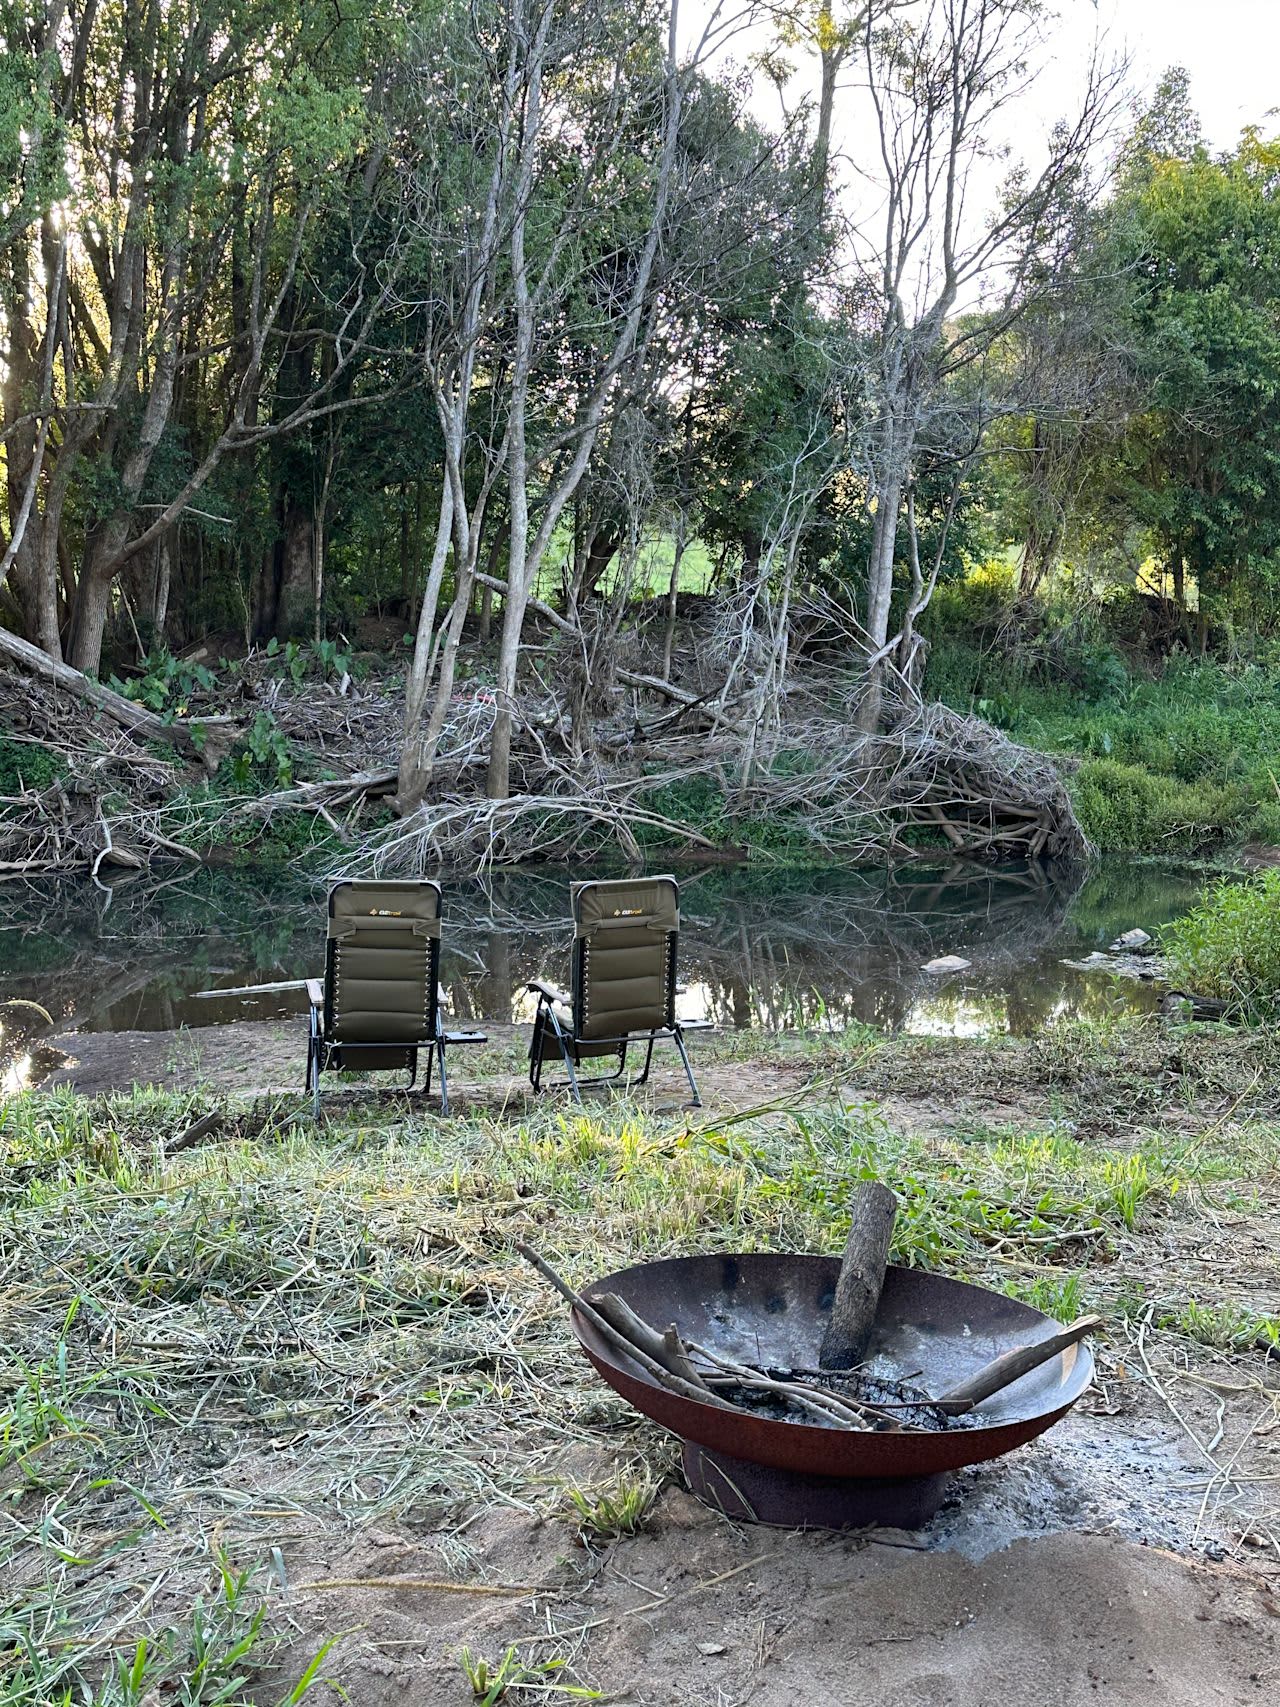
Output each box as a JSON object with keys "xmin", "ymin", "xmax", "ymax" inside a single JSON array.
[{"xmin": 0, "ymin": 859, "xmax": 1209, "ymax": 1060}]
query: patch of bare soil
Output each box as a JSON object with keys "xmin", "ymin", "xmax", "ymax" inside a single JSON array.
[
  {"xmin": 42, "ymin": 1018, "xmax": 815, "ymax": 1114},
  {"xmin": 43, "ymin": 1010, "xmax": 1280, "ymax": 1146},
  {"xmin": 268, "ymin": 1496, "xmax": 1279, "ymax": 1707}
]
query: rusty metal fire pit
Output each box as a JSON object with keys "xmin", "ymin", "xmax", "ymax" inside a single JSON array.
[{"xmin": 572, "ymin": 1253, "xmax": 1094, "ymax": 1529}]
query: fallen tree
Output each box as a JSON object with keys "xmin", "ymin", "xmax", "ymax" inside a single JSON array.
[{"xmin": 0, "ymin": 627, "xmax": 236, "ymax": 769}]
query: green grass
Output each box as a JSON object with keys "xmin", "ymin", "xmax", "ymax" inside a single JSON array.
[
  {"xmin": 0, "ymin": 735, "xmax": 65, "ymax": 796},
  {"xmin": 1161, "ymin": 867, "xmax": 1280, "ymax": 1015},
  {"xmin": 926, "ymin": 583, "xmax": 1280, "ymax": 852}
]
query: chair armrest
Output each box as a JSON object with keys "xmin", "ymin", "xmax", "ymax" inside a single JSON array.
[
  {"xmin": 527, "ymin": 978, "xmax": 571, "ymax": 1006},
  {"xmin": 444, "ymin": 1029, "xmax": 488, "ymax": 1045},
  {"xmin": 306, "ymin": 979, "xmax": 325, "ymax": 1010},
  {"xmin": 677, "ymin": 1018, "xmax": 715, "ymax": 1032}
]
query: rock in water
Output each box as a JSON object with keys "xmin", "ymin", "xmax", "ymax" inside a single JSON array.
[
  {"xmin": 923, "ymin": 954, "xmax": 971, "ymax": 974},
  {"xmin": 1109, "ymin": 928, "xmax": 1152, "ymax": 953}
]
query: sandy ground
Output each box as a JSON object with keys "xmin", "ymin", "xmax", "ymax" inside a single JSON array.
[
  {"xmin": 269, "ymin": 1495, "xmax": 1279, "ymax": 1707},
  {"xmin": 42, "ymin": 1016, "xmax": 809, "ymax": 1115}
]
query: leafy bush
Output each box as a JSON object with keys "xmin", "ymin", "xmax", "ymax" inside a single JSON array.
[
  {"xmin": 263, "ymin": 635, "xmax": 352, "ymax": 685},
  {"xmin": 110, "ymin": 648, "xmax": 216, "ymax": 714},
  {"xmin": 0, "ymin": 735, "xmax": 65, "ymax": 794},
  {"xmin": 1162, "ymin": 870, "xmax": 1280, "ymax": 1017},
  {"xmin": 1070, "ymin": 759, "xmax": 1167, "ymax": 851},
  {"xmin": 1071, "ymin": 758, "xmax": 1253, "ymax": 851},
  {"xmin": 227, "ymin": 711, "xmax": 294, "ymax": 787}
]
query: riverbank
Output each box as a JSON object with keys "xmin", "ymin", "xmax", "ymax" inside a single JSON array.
[{"xmin": 3, "ymin": 1018, "xmax": 1277, "ymax": 1703}]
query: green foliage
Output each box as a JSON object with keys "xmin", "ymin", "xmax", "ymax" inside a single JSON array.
[
  {"xmin": 255, "ymin": 638, "xmax": 353, "ymax": 688},
  {"xmin": 1162, "ymin": 869, "xmax": 1280, "ymax": 1016},
  {"xmin": 936, "ymin": 643, "xmax": 1280, "ymax": 852},
  {"xmin": 459, "ymin": 1647, "xmax": 600, "ymax": 1704},
  {"xmin": 565, "ymin": 1473, "xmax": 657, "ymax": 1540},
  {"xmin": 110, "ymin": 650, "xmax": 216, "ymax": 716},
  {"xmin": 228, "ymin": 712, "xmax": 294, "ymax": 788},
  {"xmin": 1114, "ymin": 133, "xmax": 1280, "ymax": 613},
  {"xmin": 3, "ymin": 1549, "xmax": 332, "ymax": 1707},
  {"xmin": 0, "ymin": 736, "xmax": 65, "ymax": 795},
  {"xmin": 1162, "ymin": 1297, "xmax": 1280, "ymax": 1351}
]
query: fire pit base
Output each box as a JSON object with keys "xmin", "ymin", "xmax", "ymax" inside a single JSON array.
[{"xmin": 683, "ymin": 1442, "xmax": 951, "ymax": 1531}]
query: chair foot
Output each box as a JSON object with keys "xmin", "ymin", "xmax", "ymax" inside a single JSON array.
[{"xmin": 674, "ymin": 1028, "xmax": 702, "ymax": 1108}]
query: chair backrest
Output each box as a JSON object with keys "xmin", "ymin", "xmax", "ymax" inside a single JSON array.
[
  {"xmin": 570, "ymin": 875, "xmax": 679, "ymax": 1041},
  {"xmin": 324, "ymin": 879, "xmax": 442, "ymax": 1045}
]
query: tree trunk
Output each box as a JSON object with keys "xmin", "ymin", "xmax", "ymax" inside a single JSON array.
[
  {"xmin": 660, "ymin": 519, "xmax": 688, "ymax": 681},
  {"xmin": 396, "ymin": 480, "xmax": 457, "ymax": 810},
  {"xmin": 487, "ymin": 578, "xmax": 529, "ymax": 800},
  {"xmin": 1171, "ymin": 549, "xmax": 1186, "ymax": 610},
  {"xmin": 856, "ymin": 472, "xmax": 903, "ymax": 734},
  {"xmin": 154, "ymin": 535, "xmax": 172, "ymax": 638}
]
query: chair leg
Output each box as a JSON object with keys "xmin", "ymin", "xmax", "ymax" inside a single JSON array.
[
  {"xmin": 562, "ymin": 1042, "xmax": 583, "ymax": 1106},
  {"xmin": 673, "ymin": 1026, "xmax": 702, "ymax": 1107},
  {"xmin": 634, "ymin": 1034, "xmax": 656, "ymax": 1087},
  {"xmin": 405, "ymin": 1048, "xmax": 419, "ymax": 1092},
  {"xmin": 545, "ymin": 1009, "xmax": 582, "ymax": 1106},
  {"xmin": 437, "ymin": 1036, "xmax": 449, "ymax": 1116},
  {"xmin": 529, "ymin": 1008, "xmax": 545, "ymax": 1092},
  {"xmin": 306, "ymin": 1022, "xmax": 323, "ymax": 1119}
]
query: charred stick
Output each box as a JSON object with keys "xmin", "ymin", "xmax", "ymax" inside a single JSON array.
[
  {"xmin": 936, "ymin": 1315, "xmax": 1103, "ymax": 1415},
  {"xmin": 687, "ymin": 1339, "xmax": 894, "ymax": 1430},
  {"xmin": 819, "ymin": 1180, "xmax": 898, "ymax": 1371}
]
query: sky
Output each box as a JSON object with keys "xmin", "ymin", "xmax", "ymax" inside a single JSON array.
[
  {"xmin": 682, "ymin": 1, "xmax": 1280, "ymax": 151},
  {"xmin": 678, "ymin": 0, "xmax": 1280, "ymax": 312}
]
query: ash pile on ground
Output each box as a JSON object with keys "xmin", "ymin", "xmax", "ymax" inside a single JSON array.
[{"xmin": 922, "ymin": 1406, "xmax": 1229, "ymax": 1561}]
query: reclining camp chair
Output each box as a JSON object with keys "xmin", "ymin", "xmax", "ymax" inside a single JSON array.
[
  {"xmin": 528, "ymin": 874, "xmax": 707, "ymax": 1106},
  {"xmin": 306, "ymin": 879, "xmax": 485, "ymax": 1115}
]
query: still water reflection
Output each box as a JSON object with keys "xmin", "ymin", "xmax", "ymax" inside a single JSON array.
[{"xmin": 0, "ymin": 859, "xmax": 1208, "ymax": 1056}]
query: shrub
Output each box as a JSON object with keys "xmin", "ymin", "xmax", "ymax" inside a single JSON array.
[
  {"xmin": 0, "ymin": 736, "xmax": 65, "ymax": 795},
  {"xmin": 1070, "ymin": 759, "xmax": 1167, "ymax": 851},
  {"xmin": 1162, "ymin": 870, "xmax": 1280, "ymax": 1016}
]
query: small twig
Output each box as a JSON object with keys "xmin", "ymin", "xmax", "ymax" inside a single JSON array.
[{"xmin": 292, "ymin": 1577, "xmax": 545, "ymax": 1596}]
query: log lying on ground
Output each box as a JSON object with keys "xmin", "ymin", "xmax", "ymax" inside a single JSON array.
[
  {"xmin": 0, "ymin": 625, "xmax": 236, "ymax": 769},
  {"xmin": 819, "ymin": 1180, "xmax": 898, "ymax": 1371}
]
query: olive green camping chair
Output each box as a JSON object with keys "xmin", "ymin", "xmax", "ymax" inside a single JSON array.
[
  {"xmin": 528, "ymin": 875, "xmax": 708, "ymax": 1106},
  {"xmin": 306, "ymin": 879, "xmax": 485, "ymax": 1115}
]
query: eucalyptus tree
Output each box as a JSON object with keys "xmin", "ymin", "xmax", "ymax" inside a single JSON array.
[{"xmin": 841, "ymin": 0, "xmax": 1123, "ymax": 724}]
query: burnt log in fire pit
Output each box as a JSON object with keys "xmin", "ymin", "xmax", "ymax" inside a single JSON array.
[{"xmin": 572, "ymin": 1253, "xmax": 1095, "ymax": 1529}]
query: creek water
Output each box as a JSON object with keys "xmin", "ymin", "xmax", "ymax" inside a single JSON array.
[{"xmin": 0, "ymin": 859, "xmax": 1209, "ymax": 1079}]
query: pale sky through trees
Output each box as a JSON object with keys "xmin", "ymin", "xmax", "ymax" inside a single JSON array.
[{"xmin": 684, "ymin": 0, "xmax": 1279, "ymax": 152}]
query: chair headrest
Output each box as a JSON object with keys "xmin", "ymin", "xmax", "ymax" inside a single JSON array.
[{"xmin": 571, "ymin": 875, "xmax": 679, "ymax": 937}]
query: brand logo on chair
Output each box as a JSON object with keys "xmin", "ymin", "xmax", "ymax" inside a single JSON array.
[
  {"xmin": 369, "ymin": 909, "xmax": 403, "ymax": 917},
  {"xmin": 614, "ymin": 908, "xmax": 643, "ymax": 917}
]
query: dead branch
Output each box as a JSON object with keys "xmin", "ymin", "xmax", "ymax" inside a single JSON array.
[{"xmin": 0, "ymin": 627, "xmax": 235, "ymax": 768}]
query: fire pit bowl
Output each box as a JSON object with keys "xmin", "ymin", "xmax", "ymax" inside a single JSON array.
[{"xmin": 573, "ymin": 1253, "xmax": 1094, "ymax": 1528}]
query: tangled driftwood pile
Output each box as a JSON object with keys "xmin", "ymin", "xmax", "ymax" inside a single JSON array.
[{"xmin": 0, "ymin": 609, "xmax": 1090, "ymax": 876}]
